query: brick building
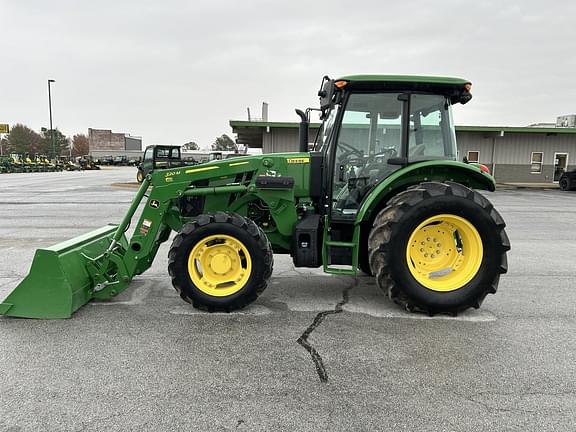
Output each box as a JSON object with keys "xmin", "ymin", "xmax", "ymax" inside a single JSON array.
[{"xmin": 88, "ymin": 128, "xmax": 142, "ymax": 160}]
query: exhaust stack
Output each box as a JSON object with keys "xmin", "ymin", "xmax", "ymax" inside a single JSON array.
[{"xmin": 295, "ymin": 109, "xmax": 309, "ymax": 153}]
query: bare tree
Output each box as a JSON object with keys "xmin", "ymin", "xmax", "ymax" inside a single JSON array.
[{"xmin": 72, "ymin": 134, "xmax": 89, "ymax": 156}]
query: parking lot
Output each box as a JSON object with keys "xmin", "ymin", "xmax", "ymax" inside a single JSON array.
[{"xmin": 1, "ymin": 168, "xmax": 575, "ymax": 431}]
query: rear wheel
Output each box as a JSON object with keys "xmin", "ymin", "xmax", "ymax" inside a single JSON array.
[
  {"xmin": 168, "ymin": 212, "xmax": 273, "ymax": 312},
  {"xmin": 368, "ymin": 181, "xmax": 510, "ymax": 315},
  {"xmin": 559, "ymin": 176, "xmax": 570, "ymax": 191}
]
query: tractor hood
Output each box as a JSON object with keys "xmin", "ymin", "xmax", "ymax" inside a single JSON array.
[{"xmin": 150, "ymin": 152, "xmax": 316, "ymax": 199}]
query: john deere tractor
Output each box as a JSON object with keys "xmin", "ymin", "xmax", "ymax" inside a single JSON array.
[{"xmin": 0, "ymin": 75, "xmax": 510, "ymax": 319}]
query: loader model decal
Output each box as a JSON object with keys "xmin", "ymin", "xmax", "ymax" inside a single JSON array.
[{"xmin": 287, "ymin": 157, "xmax": 310, "ymax": 164}]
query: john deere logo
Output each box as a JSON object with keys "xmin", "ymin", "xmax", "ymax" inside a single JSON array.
[{"xmin": 150, "ymin": 200, "xmax": 160, "ymax": 209}]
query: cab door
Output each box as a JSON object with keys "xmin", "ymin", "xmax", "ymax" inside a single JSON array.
[{"xmin": 323, "ymin": 92, "xmax": 404, "ymax": 272}]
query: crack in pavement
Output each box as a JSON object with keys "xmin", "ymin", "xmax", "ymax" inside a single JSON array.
[{"xmin": 297, "ymin": 277, "xmax": 357, "ymax": 383}]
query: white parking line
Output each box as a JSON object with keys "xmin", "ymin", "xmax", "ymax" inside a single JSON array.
[
  {"xmin": 169, "ymin": 304, "xmax": 272, "ymax": 316},
  {"xmin": 91, "ymin": 284, "xmax": 152, "ymax": 306},
  {"xmin": 343, "ymin": 302, "xmax": 497, "ymax": 322}
]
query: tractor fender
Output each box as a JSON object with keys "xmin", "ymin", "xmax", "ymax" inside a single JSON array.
[{"xmin": 354, "ymin": 160, "xmax": 496, "ymax": 226}]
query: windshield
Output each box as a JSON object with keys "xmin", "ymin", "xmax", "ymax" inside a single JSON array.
[{"xmin": 331, "ymin": 92, "xmax": 402, "ymax": 217}]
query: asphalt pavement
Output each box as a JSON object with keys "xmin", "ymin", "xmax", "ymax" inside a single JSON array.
[{"xmin": 0, "ymin": 168, "xmax": 575, "ymax": 431}]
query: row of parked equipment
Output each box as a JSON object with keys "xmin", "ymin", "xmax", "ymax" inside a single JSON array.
[
  {"xmin": 97, "ymin": 155, "xmax": 141, "ymax": 166},
  {"xmin": 0, "ymin": 154, "xmax": 100, "ymax": 173}
]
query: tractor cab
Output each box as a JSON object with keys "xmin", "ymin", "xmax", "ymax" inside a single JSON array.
[
  {"xmin": 137, "ymin": 145, "xmax": 184, "ymax": 183},
  {"xmin": 302, "ymin": 75, "xmax": 482, "ymax": 273},
  {"xmin": 314, "ymin": 75, "xmax": 471, "ymax": 220}
]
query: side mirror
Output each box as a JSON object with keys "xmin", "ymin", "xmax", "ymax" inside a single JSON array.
[
  {"xmin": 459, "ymin": 92, "xmax": 473, "ymax": 104},
  {"xmin": 318, "ymin": 76, "xmax": 335, "ymax": 114}
]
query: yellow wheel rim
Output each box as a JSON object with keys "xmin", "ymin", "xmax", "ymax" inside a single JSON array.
[
  {"xmin": 188, "ymin": 234, "xmax": 252, "ymax": 297},
  {"xmin": 406, "ymin": 214, "xmax": 483, "ymax": 292}
]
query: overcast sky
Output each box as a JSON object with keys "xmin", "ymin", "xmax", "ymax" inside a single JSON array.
[{"xmin": 1, "ymin": 0, "xmax": 575, "ymax": 148}]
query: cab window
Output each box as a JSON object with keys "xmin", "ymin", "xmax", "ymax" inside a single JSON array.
[{"xmin": 143, "ymin": 148, "xmax": 153, "ymax": 161}]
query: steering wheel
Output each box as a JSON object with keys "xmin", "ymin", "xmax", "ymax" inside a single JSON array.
[
  {"xmin": 379, "ymin": 147, "xmax": 398, "ymax": 159},
  {"xmin": 338, "ymin": 141, "xmax": 364, "ymax": 157}
]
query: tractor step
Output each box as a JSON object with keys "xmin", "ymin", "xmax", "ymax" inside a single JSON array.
[
  {"xmin": 324, "ymin": 240, "xmax": 355, "ymax": 248},
  {"xmin": 323, "ymin": 237, "xmax": 358, "ymax": 275}
]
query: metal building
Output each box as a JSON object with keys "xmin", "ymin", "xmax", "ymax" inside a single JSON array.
[{"xmin": 231, "ymin": 120, "xmax": 576, "ymax": 184}]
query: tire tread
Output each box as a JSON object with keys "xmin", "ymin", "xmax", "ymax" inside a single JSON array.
[
  {"xmin": 167, "ymin": 212, "xmax": 273, "ymax": 312},
  {"xmin": 368, "ymin": 181, "xmax": 509, "ymax": 315}
]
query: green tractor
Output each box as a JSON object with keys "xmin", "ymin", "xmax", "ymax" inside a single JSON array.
[
  {"xmin": 0, "ymin": 75, "xmax": 510, "ymax": 319},
  {"xmin": 136, "ymin": 145, "xmax": 185, "ymax": 183}
]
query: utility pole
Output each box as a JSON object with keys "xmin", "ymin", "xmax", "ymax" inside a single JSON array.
[{"xmin": 48, "ymin": 79, "xmax": 56, "ymax": 158}]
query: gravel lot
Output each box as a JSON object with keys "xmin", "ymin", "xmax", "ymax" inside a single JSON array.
[{"xmin": 1, "ymin": 168, "xmax": 575, "ymax": 431}]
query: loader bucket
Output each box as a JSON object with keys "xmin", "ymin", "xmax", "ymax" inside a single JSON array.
[{"xmin": 0, "ymin": 225, "xmax": 125, "ymax": 319}]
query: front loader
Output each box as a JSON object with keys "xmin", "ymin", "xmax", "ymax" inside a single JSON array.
[{"xmin": 0, "ymin": 75, "xmax": 510, "ymax": 319}]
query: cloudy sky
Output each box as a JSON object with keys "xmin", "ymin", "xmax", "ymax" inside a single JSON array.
[{"xmin": 1, "ymin": 0, "xmax": 575, "ymax": 148}]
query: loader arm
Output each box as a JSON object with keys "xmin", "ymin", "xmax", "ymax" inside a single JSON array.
[
  {"xmin": 74, "ymin": 155, "xmax": 308, "ymax": 301},
  {"xmin": 0, "ymin": 154, "xmax": 313, "ymax": 318}
]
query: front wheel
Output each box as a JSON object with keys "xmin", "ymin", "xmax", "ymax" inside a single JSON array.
[
  {"xmin": 136, "ymin": 169, "xmax": 144, "ymax": 183},
  {"xmin": 368, "ymin": 181, "xmax": 510, "ymax": 315},
  {"xmin": 168, "ymin": 212, "xmax": 273, "ymax": 312}
]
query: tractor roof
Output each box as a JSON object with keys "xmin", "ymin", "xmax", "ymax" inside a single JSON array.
[
  {"xmin": 337, "ymin": 74, "xmax": 470, "ymax": 86},
  {"xmin": 336, "ymin": 75, "xmax": 471, "ymax": 95}
]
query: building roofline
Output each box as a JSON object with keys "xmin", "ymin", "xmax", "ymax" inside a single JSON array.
[
  {"xmin": 456, "ymin": 125, "xmax": 576, "ymax": 134},
  {"xmin": 230, "ymin": 120, "xmax": 576, "ymax": 134},
  {"xmin": 230, "ymin": 120, "xmax": 321, "ymax": 129}
]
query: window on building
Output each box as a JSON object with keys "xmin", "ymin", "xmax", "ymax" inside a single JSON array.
[
  {"xmin": 531, "ymin": 152, "xmax": 543, "ymax": 174},
  {"xmin": 467, "ymin": 151, "xmax": 479, "ymax": 163}
]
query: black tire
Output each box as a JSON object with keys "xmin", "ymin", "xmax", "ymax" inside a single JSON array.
[
  {"xmin": 168, "ymin": 212, "xmax": 273, "ymax": 312},
  {"xmin": 358, "ymin": 246, "xmax": 373, "ymax": 276},
  {"xmin": 559, "ymin": 176, "xmax": 570, "ymax": 191},
  {"xmin": 136, "ymin": 169, "xmax": 144, "ymax": 184},
  {"xmin": 368, "ymin": 181, "xmax": 510, "ymax": 315}
]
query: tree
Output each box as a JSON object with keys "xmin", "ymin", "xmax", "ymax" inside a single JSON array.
[
  {"xmin": 72, "ymin": 134, "xmax": 89, "ymax": 156},
  {"xmin": 211, "ymin": 134, "xmax": 236, "ymax": 151},
  {"xmin": 6, "ymin": 124, "xmax": 42, "ymax": 154},
  {"xmin": 40, "ymin": 128, "xmax": 69, "ymax": 156},
  {"xmin": 182, "ymin": 141, "xmax": 199, "ymax": 151}
]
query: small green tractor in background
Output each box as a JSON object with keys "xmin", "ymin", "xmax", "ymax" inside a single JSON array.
[
  {"xmin": 136, "ymin": 145, "xmax": 185, "ymax": 183},
  {"xmin": 1, "ymin": 74, "xmax": 510, "ymax": 319}
]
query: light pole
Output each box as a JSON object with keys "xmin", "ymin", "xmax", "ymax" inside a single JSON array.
[{"xmin": 48, "ymin": 79, "xmax": 56, "ymax": 158}]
